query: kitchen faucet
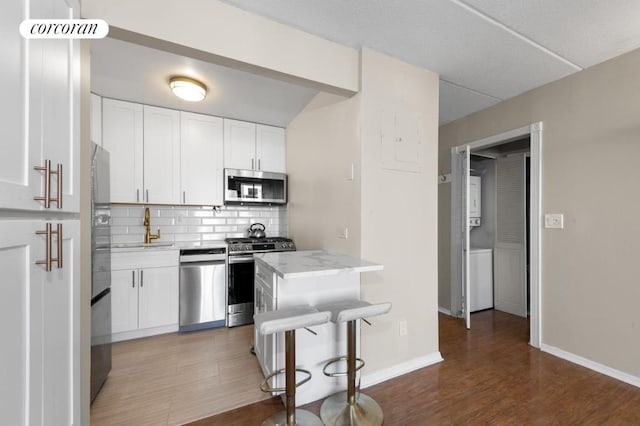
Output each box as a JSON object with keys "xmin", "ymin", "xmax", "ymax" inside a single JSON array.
[{"xmin": 143, "ymin": 207, "xmax": 161, "ymax": 244}]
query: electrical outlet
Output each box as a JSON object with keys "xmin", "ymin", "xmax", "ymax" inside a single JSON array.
[{"xmin": 399, "ymin": 320, "xmax": 408, "ymax": 336}]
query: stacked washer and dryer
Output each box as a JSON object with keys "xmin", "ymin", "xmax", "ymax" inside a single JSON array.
[{"xmin": 469, "ymin": 175, "xmax": 494, "ymax": 312}]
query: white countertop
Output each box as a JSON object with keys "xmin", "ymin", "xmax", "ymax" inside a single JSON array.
[
  {"xmin": 110, "ymin": 240, "xmax": 227, "ymax": 252},
  {"xmin": 254, "ymin": 250, "xmax": 383, "ymax": 280}
]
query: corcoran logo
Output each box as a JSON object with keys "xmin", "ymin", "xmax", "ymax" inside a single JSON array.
[{"xmin": 19, "ymin": 19, "xmax": 109, "ymax": 39}]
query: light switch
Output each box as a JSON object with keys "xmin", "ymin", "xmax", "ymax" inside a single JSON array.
[{"xmin": 544, "ymin": 213, "xmax": 564, "ymax": 229}]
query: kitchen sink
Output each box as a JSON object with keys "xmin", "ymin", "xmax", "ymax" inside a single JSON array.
[{"xmin": 111, "ymin": 242, "xmax": 175, "ymax": 249}]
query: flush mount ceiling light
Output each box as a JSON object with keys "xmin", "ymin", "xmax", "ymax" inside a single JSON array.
[{"xmin": 169, "ymin": 76, "xmax": 207, "ymax": 102}]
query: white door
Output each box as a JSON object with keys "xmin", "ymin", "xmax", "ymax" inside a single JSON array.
[
  {"xmin": 111, "ymin": 269, "xmax": 139, "ymax": 334},
  {"xmin": 102, "ymin": 98, "xmax": 144, "ymax": 203},
  {"xmin": 137, "ymin": 267, "xmax": 179, "ymax": 329},
  {"xmin": 224, "ymin": 118, "xmax": 256, "ymax": 170},
  {"xmin": 0, "ymin": 220, "xmax": 80, "ymax": 426},
  {"xmin": 451, "ymin": 146, "xmax": 471, "ymax": 328},
  {"xmin": 494, "ymin": 154, "xmax": 527, "ymax": 317},
  {"xmin": 180, "ymin": 111, "xmax": 224, "ymax": 205},
  {"xmin": 143, "ymin": 105, "xmax": 181, "ymax": 204},
  {"xmin": 256, "ymin": 124, "xmax": 286, "ymax": 172}
]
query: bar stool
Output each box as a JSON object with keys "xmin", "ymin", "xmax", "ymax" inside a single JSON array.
[
  {"xmin": 254, "ymin": 305, "xmax": 331, "ymax": 426},
  {"xmin": 316, "ymin": 300, "xmax": 392, "ymax": 426}
]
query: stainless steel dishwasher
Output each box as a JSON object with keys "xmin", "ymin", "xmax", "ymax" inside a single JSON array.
[{"xmin": 179, "ymin": 247, "xmax": 227, "ymax": 332}]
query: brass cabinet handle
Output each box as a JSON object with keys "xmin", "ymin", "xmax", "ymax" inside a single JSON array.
[
  {"xmin": 34, "ymin": 160, "xmax": 52, "ymax": 208},
  {"xmin": 35, "ymin": 223, "xmax": 62, "ymax": 271},
  {"xmin": 145, "ymin": 189, "xmax": 149, "ymax": 203}
]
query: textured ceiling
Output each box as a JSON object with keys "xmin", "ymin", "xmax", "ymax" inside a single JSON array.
[{"xmin": 220, "ymin": 0, "xmax": 640, "ymax": 124}]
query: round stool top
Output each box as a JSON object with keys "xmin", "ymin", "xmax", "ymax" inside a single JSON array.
[
  {"xmin": 316, "ymin": 300, "xmax": 392, "ymax": 323},
  {"xmin": 254, "ymin": 305, "xmax": 331, "ymax": 336}
]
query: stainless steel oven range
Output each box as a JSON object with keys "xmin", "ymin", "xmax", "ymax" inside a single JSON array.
[{"xmin": 225, "ymin": 237, "xmax": 296, "ymax": 327}]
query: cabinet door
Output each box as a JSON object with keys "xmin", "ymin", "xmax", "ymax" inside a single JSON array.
[
  {"xmin": 111, "ymin": 270, "xmax": 139, "ymax": 334},
  {"xmin": 224, "ymin": 118, "xmax": 256, "ymax": 170},
  {"xmin": 262, "ymin": 289, "xmax": 276, "ymax": 376},
  {"xmin": 0, "ymin": 220, "xmax": 80, "ymax": 426},
  {"xmin": 138, "ymin": 266, "xmax": 179, "ymax": 329},
  {"xmin": 91, "ymin": 93, "xmax": 102, "ymax": 146},
  {"xmin": 0, "ymin": 0, "xmax": 79, "ymax": 212},
  {"xmin": 102, "ymin": 98, "xmax": 144, "ymax": 203},
  {"xmin": 256, "ymin": 124, "xmax": 286, "ymax": 173},
  {"xmin": 180, "ymin": 112, "xmax": 224, "ymax": 205},
  {"xmin": 144, "ymin": 106, "xmax": 181, "ymax": 204}
]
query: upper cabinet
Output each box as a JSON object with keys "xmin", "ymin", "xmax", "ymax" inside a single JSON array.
[
  {"xmin": 143, "ymin": 105, "xmax": 181, "ymax": 204},
  {"xmin": 180, "ymin": 112, "xmax": 224, "ymax": 206},
  {"xmin": 0, "ymin": 0, "xmax": 80, "ymax": 213},
  {"xmin": 256, "ymin": 124, "xmax": 286, "ymax": 173},
  {"xmin": 102, "ymin": 98, "xmax": 144, "ymax": 203},
  {"xmin": 224, "ymin": 119, "xmax": 286, "ymax": 173}
]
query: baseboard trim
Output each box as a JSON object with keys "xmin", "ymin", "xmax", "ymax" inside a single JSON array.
[
  {"xmin": 438, "ymin": 307, "xmax": 452, "ymax": 316},
  {"xmin": 541, "ymin": 343, "xmax": 640, "ymax": 389},
  {"xmin": 360, "ymin": 351, "xmax": 444, "ymax": 389}
]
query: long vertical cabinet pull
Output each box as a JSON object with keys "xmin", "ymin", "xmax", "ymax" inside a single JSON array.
[
  {"xmin": 140, "ymin": 270, "xmax": 144, "ymax": 287},
  {"xmin": 35, "ymin": 223, "xmax": 63, "ymax": 271},
  {"xmin": 132, "ymin": 270, "xmax": 136, "ymax": 288},
  {"xmin": 36, "ymin": 223, "xmax": 53, "ymax": 271},
  {"xmin": 34, "ymin": 160, "xmax": 52, "ymax": 208},
  {"xmin": 34, "ymin": 160, "xmax": 63, "ymax": 208}
]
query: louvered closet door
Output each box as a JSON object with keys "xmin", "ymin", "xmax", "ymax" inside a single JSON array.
[{"xmin": 494, "ymin": 154, "xmax": 527, "ymax": 317}]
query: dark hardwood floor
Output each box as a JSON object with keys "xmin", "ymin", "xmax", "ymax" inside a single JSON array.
[{"xmin": 189, "ymin": 310, "xmax": 640, "ymax": 425}]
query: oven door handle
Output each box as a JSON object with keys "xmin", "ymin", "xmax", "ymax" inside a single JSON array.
[{"xmin": 228, "ymin": 255, "xmax": 254, "ymax": 264}]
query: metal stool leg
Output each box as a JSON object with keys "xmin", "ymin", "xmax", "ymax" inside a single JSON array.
[
  {"xmin": 320, "ymin": 320, "xmax": 384, "ymax": 426},
  {"xmin": 262, "ymin": 330, "xmax": 323, "ymax": 426}
]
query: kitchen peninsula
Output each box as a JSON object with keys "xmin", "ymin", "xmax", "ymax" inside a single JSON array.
[{"xmin": 253, "ymin": 250, "xmax": 383, "ymax": 406}]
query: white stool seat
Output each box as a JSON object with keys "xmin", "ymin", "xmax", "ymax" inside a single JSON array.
[
  {"xmin": 254, "ymin": 305, "xmax": 331, "ymax": 336},
  {"xmin": 316, "ymin": 300, "xmax": 392, "ymax": 323}
]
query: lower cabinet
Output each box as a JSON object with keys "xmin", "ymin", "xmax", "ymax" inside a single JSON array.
[
  {"xmin": 254, "ymin": 279, "xmax": 275, "ymax": 373},
  {"xmin": 111, "ymin": 250, "xmax": 179, "ymax": 341}
]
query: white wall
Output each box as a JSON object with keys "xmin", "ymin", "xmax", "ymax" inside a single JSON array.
[
  {"xmin": 81, "ymin": 0, "xmax": 359, "ymax": 95},
  {"xmin": 288, "ymin": 48, "xmax": 441, "ymax": 383},
  {"xmin": 439, "ymin": 47, "xmax": 640, "ymax": 379},
  {"xmin": 359, "ymin": 48, "xmax": 440, "ymax": 374},
  {"xmin": 287, "ymin": 92, "xmax": 361, "ymax": 255}
]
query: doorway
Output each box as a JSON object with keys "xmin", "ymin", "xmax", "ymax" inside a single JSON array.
[{"xmin": 450, "ymin": 123, "xmax": 542, "ymax": 347}]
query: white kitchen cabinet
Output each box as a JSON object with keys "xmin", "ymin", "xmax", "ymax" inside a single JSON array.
[
  {"xmin": 254, "ymin": 265, "xmax": 276, "ymax": 372},
  {"xmin": 102, "ymin": 98, "xmax": 144, "ymax": 203},
  {"xmin": 224, "ymin": 119, "xmax": 286, "ymax": 172},
  {"xmin": 256, "ymin": 124, "xmax": 286, "ymax": 173},
  {"xmin": 0, "ymin": 0, "xmax": 80, "ymax": 213},
  {"xmin": 111, "ymin": 270, "xmax": 139, "ymax": 334},
  {"xmin": 143, "ymin": 105, "xmax": 181, "ymax": 204},
  {"xmin": 0, "ymin": 220, "xmax": 80, "ymax": 426},
  {"xmin": 111, "ymin": 250, "xmax": 179, "ymax": 341},
  {"xmin": 91, "ymin": 93, "xmax": 102, "ymax": 146},
  {"xmin": 180, "ymin": 111, "xmax": 224, "ymax": 205},
  {"xmin": 224, "ymin": 118, "xmax": 257, "ymax": 170}
]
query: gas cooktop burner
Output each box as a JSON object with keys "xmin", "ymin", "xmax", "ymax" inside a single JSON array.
[
  {"xmin": 226, "ymin": 237, "xmax": 293, "ymax": 244},
  {"xmin": 225, "ymin": 237, "xmax": 296, "ymax": 254}
]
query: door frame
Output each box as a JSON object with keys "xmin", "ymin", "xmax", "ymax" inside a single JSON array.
[{"xmin": 450, "ymin": 122, "xmax": 542, "ymax": 347}]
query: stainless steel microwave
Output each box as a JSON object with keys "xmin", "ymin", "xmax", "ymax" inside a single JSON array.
[{"xmin": 223, "ymin": 168, "xmax": 287, "ymax": 205}]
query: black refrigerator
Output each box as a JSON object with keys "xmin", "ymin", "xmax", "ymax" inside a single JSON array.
[{"xmin": 90, "ymin": 142, "xmax": 112, "ymax": 403}]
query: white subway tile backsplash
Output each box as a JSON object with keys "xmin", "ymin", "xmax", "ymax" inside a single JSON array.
[{"xmin": 109, "ymin": 205, "xmax": 287, "ymax": 244}]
